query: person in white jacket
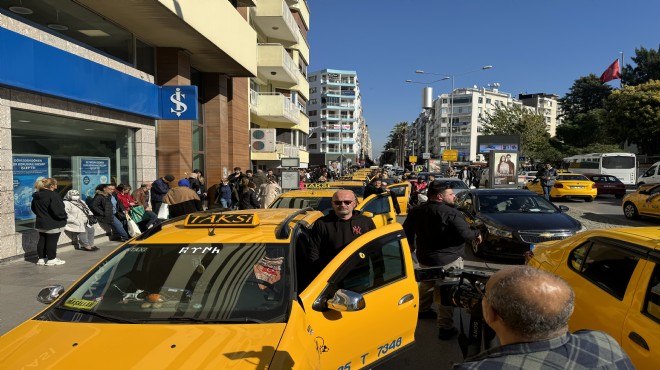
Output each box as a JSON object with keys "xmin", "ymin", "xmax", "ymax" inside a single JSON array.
[
  {"xmin": 260, "ymin": 176, "xmax": 282, "ymax": 208},
  {"xmin": 63, "ymin": 189, "xmax": 98, "ymax": 251}
]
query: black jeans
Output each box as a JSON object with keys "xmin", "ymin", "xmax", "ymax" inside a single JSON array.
[{"xmin": 37, "ymin": 232, "xmax": 61, "ymax": 259}]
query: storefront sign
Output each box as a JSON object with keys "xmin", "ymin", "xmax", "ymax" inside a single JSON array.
[
  {"xmin": 13, "ymin": 155, "xmax": 51, "ymax": 220},
  {"xmin": 160, "ymin": 86, "xmax": 198, "ymax": 120},
  {"xmin": 73, "ymin": 157, "xmax": 111, "ymax": 202}
]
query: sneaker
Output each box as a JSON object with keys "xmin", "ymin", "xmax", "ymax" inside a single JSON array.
[
  {"xmin": 36, "ymin": 258, "xmax": 46, "ymax": 266},
  {"xmin": 45, "ymin": 258, "xmax": 66, "ymax": 266},
  {"xmin": 418, "ymin": 310, "xmax": 437, "ymax": 319},
  {"xmin": 438, "ymin": 327, "xmax": 458, "ymax": 340}
]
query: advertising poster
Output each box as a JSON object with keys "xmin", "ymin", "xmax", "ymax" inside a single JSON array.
[
  {"xmin": 428, "ymin": 159, "xmax": 443, "ymax": 173},
  {"xmin": 13, "ymin": 154, "xmax": 51, "ymax": 220},
  {"xmin": 493, "ymin": 152, "xmax": 517, "ymax": 186},
  {"xmin": 73, "ymin": 157, "xmax": 111, "ymax": 202}
]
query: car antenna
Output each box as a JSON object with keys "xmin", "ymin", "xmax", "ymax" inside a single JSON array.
[{"xmin": 207, "ymin": 209, "xmax": 227, "ymax": 236}]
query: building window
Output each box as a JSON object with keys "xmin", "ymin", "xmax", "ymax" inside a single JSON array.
[
  {"xmin": 486, "ymin": 98, "xmax": 491, "ymax": 104},
  {"xmin": 11, "ymin": 109, "xmax": 135, "ymax": 231},
  {"xmin": 478, "ymin": 97, "xmax": 483, "ymax": 104},
  {"xmin": 310, "ymin": 87, "xmax": 317, "ymax": 94}
]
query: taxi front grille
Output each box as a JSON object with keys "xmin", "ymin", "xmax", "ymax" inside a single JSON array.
[{"xmin": 518, "ymin": 232, "xmax": 573, "ymax": 244}]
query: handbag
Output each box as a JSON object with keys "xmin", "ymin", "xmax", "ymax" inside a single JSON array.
[
  {"xmin": 157, "ymin": 203, "xmax": 169, "ymax": 220},
  {"xmin": 129, "ymin": 205, "xmax": 146, "ymax": 222},
  {"xmin": 127, "ymin": 218, "xmax": 141, "ymax": 237},
  {"xmin": 70, "ymin": 200, "xmax": 97, "ymax": 226}
]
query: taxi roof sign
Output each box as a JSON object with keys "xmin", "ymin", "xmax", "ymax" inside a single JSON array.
[
  {"xmin": 304, "ymin": 183, "xmax": 333, "ymax": 189},
  {"xmin": 184, "ymin": 213, "xmax": 260, "ymax": 227}
]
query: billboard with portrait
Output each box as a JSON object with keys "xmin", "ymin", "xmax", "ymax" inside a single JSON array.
[{"xmin": 492, "ymin": 152, "xmax": 517, "ymax": 187}]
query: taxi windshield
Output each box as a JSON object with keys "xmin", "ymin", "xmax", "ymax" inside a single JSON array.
[
  {"xmin": 270, "ymin": 197, "xmax": 334, "ymax": 215},
  {"xmin": 46, "ymin": 243, "xmax": 291, "ymax": 324}
]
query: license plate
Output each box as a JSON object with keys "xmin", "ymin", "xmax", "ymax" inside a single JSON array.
[{"xmin": 571, "ymin": 186, "xmax": 585, "ymax": 189}]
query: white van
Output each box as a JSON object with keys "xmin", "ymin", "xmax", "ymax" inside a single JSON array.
[{"xmin": 637, "ymin": 161, "xmax": 660, "ymax": 185}]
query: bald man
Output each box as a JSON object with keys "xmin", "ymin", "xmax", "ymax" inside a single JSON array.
[
  {"xmin": 454, "ymin": 265, "xmax": 633, "ymax": 369},
  {"xmin": 304, "ymin": 190, "xmax": 377, "ymax": 282}
]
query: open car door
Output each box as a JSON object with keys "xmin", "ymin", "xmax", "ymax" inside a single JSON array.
[
  {"xmin": 298, "ymin": 223, "xmax": 418, "ymax": 369},
  {"xmin": 387, "ymin": 183, "xmax": 411, "ymax": 216},
  {"xmin": 356, "ymin": 193, "xmax": 397, "ymax": 227}
]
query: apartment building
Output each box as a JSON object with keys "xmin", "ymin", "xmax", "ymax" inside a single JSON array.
[
  {"xmin": 409, "ymin": 86, "xmax": 527, "ymax": 163},
  {"xmin": 518, "ymin": 93, "xmax": 562, "ymax": 137},
  {"xmin": 249, "ymin": 0, "xmax": 311, "ymax": 170},
  {"xmin": 0, "ymin": 1, "xmax": 256, "ymax": 260},
  {"xmin": 307, "ymin": 69, "xmax": 369, "ymax": 169}
]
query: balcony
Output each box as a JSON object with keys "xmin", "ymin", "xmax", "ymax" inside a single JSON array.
[
  {"xmin": 292, "ymin": 69, "xmax": 309, "ymax": 99},
  {"xmin": 289, "ymin": 0, "xmax": 310, "ymax": 31},
  {"xmin": 293, "ymin": 32, "xmax": 310, "ymax": 66},
  {"xmin": 250, "ymin": 91, "xmax": 300, "ymax": 125},
  {"xmin": 258, "ymin": 44, "xmax": 298, "ymax": 85},
  {"xmin": 253, "ymin": 0, "xmax": 299, "ymax": 44},
  {"xmin": 277, "ymin": 143, "xmax": 299, "ymax": 158}
]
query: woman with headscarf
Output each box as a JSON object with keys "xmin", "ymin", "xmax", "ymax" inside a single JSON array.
[
  {"xmin": 163, "ymin": 179, "xmax": 203, "ymax": 218},
  {"xmin": 31, "ymin": 178, "xmax": 68, "ymax": 266},
  {"xmin": 63, "ymin": 189, "xmax": 98, "ymax": 252}
]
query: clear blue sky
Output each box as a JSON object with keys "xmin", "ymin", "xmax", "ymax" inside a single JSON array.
[{"xmin": 307, "ymin": 0, "xmax": 660, "ymax": 159}]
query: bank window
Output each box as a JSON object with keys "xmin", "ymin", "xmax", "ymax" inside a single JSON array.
[
  {"xmin": 568, "ymin": 240, "xmax": 640, "ymax": 300},
  {"xmin": 644, "ymin": 265, "xmax": 660, "ymax": 322},
  {"xmin": 11, "ymin": 109, "xmax": 135, "ymax": 231},
  {"xmin": 333, "ymin": 237, "xmax": 406, "ymax": 293}
]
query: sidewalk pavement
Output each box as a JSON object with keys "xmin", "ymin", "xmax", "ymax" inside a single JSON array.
[{"xmin": 0, "ymin": 240, "xmax": 123, "ymax": 336}]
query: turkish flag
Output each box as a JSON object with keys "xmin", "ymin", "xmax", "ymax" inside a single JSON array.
[{"xmin": 600, "ymin": 59, "xmax": 621, "ymax": 83}]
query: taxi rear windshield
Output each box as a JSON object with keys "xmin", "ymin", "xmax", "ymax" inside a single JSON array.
[
  {"xmin": 47, "ymin": 243, "xmax": 291, "ymax": 324},
  {"xmin": 270, "ymin": 197, "xmax": 334, "ymax": 215}
]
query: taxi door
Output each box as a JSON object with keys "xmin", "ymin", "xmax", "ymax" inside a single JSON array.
[
  {"xmin": 356, "ymin": 193, "xmax": 396, "ymax": 227},
  {"xmin": 387, "ymin": 183, "xmax": 411, "ymax": 216},
  {"xmin": 621, "ymin": 260, "xmax": 660, "ymax": 369},
  {"xmin": 299, "ymin": 223, "xmax": 418, "ymax": 369},
  {"xmin": 639, "ymin": 187, "xmax": 660, "ymax": 217}
]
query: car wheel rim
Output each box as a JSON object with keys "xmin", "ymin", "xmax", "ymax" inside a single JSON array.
[{"xmin": 624, "ymin": 204, "xmax": 634, "ymax": 217}]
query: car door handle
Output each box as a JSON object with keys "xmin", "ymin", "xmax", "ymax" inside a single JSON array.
[
  {"xmin": 398, "ymin": 293, "xmax": 414, "ymax": 305},
  {"xmin": 628, "ymin": 331, "xmax": 649, "ymax": 350}
]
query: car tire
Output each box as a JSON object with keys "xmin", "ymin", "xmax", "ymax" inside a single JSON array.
[
  {"xmin": 615, "ymin": 194, "xmax": 624, "ymax": 199},
  {"xmin": 623, "ymin": 202, "xmax": 640, "ymax": 219},
  {"xmin": 585, "ymin": 197, "xmax": 594, "ymax": 202}
]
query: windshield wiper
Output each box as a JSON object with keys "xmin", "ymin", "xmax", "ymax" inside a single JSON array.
[
  {"xmin": 56, "ymin": 306, "xmax": 137, "ymax": 323},
  {"xmin": 139, "ymin": 317, "xmax": 265, "ymax": 324}
]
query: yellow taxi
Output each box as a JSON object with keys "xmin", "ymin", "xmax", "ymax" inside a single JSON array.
[
  {"xmin": 525, "ymin": 172, "xmax": 597, "ymax": 202},
  {"xmin": 269, "ymin": 187, "xmax": 399, "ymax": 227},
  {"xmin": 622, "ymin": 183, "xmax": 660, "ymax": 220},
  {"xmin": 0, "ymin": 209, "xmax": 419, "ymax": 369},
  {"xmin": 527, "ymin": 227, "xmax": 660, "ymax": 369},
  {"xmin": 302, "ymin": 181, "xmax": 411, "ymax": 216},
  {"xmin": 303, "ymin": 181, "xmax": 367, "ymax": 201}
]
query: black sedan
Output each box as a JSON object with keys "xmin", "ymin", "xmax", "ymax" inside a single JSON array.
[{"xmin": 455, "ymin": 189, "xmax": 584, "ymax": 260}]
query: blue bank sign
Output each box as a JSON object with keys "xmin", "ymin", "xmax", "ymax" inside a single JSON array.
[{"xmin": 160, "ymin": 86, "xmax": 198, "ymax": 120}]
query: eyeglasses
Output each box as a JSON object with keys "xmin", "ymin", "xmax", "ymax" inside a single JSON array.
[{"xmin": 333, "ymin": 200, "xmax": 353, "ymax": 205}]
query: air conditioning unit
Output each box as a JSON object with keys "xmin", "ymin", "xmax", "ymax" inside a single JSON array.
[{"xmin": 251, "ymin": 128, "xmax": 276, "ymax": 152}]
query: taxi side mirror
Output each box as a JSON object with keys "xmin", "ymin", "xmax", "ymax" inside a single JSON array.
[
  {"xmin": 313, "ymin": 289, "xmax": 365, "ymax": 312},
  {"xmin": 37, "ymin": 285, "xmax": 65, "ymax": 304},
  {"xmin": 362, "ymin": 211, "xmax": 374, "ymax": 218}
]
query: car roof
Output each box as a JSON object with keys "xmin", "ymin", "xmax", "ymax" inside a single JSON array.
[
  {"xmin": 133, "ymin": 208, "xmax": 323, "ymax": 244},
  {"xmin": 580, "ymin": 227, "xmax": 660, "ymax": 251},
  {"xmin": 277, "ymin": 189, "xmax": 339, "ymax": 197},
  {"xmin": 469, "ymin": 189, "xmax": 539, "ymax": 196}
]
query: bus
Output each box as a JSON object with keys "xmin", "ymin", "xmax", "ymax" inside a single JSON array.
[{"xmin": 562, "ymin": 152, "xmax": 637, "ymax": 185}]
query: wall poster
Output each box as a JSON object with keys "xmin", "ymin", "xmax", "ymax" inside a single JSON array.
[
  {"xmin": 493, "ymin": 152, "xmax": 517, "ymax": 186},
  {"xmin": 13, "ymin": 154, "xmax": 51, "ymax": 220},
  {"xmin": 73, "ymin": 157, "xmax": 111, "ymax": 202}
]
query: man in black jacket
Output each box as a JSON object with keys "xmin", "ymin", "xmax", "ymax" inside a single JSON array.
[
  {"xmin": 403, "ymin": 181, "xmax": 482, "ymax": 340},
  {"xmin": 305, "ymin": 189, "xmax": 376, "ymax": 282},
  {"xmin": 151, "ymin": 174, "xmax": 174, "ymax": 214},
  {"xmin": 90, "ymin": 184, "xmax": 129, "ymax": 242}
]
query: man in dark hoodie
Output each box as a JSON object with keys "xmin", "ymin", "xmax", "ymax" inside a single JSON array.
[{"xmin": 306, "ymin": 189, "xmax": 376, "ymax": 280}]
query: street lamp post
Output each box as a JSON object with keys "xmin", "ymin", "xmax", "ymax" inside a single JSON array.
[{"xmin": 411, "ymin": 65, "xmax": 493, "ymax": 161}]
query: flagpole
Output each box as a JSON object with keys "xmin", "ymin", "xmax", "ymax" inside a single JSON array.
[{"xmin": 619, "ymin": 51, "xmax": 624, "ymax": 89}]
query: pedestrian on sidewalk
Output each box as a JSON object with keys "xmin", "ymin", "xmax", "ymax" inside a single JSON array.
[
  {"xmin": 163, "ymin": 179, "xmax": 203, "ymax": 218},
  {"xmin": 31, "ymin": 178, "xmax": 68, "ymax": 266},
  {"xmin": 63, "ymin": 189, "xmax": 98, "ymax": 252},
  {"xmin": 90, "ymin": 184, "xmax": 130, "ymax": 242}
]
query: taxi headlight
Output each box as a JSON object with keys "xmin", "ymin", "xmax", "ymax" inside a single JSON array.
[{"xmin": 486, "ymin": 224, "xmax": 513, "ymax": 239}]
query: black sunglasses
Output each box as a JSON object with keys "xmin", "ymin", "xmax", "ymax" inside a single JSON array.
[{"xmin": 333, "ymin": 200, "xmax": 353, "ymax": 205}]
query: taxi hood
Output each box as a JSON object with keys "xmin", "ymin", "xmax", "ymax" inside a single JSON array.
[{"xmin": 0, "ymin": 320, "xmax": 287, "ymax": 369}]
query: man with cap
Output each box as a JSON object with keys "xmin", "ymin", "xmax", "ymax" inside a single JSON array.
[
  {"xmin": 151, "ymin": 174, "xmax": 174, "ymax": 214},
  {"xmin": 403, "ymin": 181, "xmax": 482, "ymax": 339},
  {"xmin": 162, "ymin": 179, "xmax": 202, "ymax": 218}
]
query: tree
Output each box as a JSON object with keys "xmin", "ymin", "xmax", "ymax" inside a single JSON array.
[
  {"xmin": 380, "ymin": 122, "xmax": 408, "ymax": 166},
  {"xmin": 480, "ymin": 104, "xmax": 550, "ymax": 162},
  {"xmin": 603, "ymin": 80, "xmax": 660, "ymax": 155},
  {"xmin": 556, "ymin": 75, "xmax": 613, "ymax": 148},
  {"xmin": 621, "ymin": 45, "xmax": 660, "ymax": 86}
]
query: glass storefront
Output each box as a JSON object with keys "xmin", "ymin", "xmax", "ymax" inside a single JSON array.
[{"xmin": 11, "ymin": 109, "xmax": 135, "ymax": 231}]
